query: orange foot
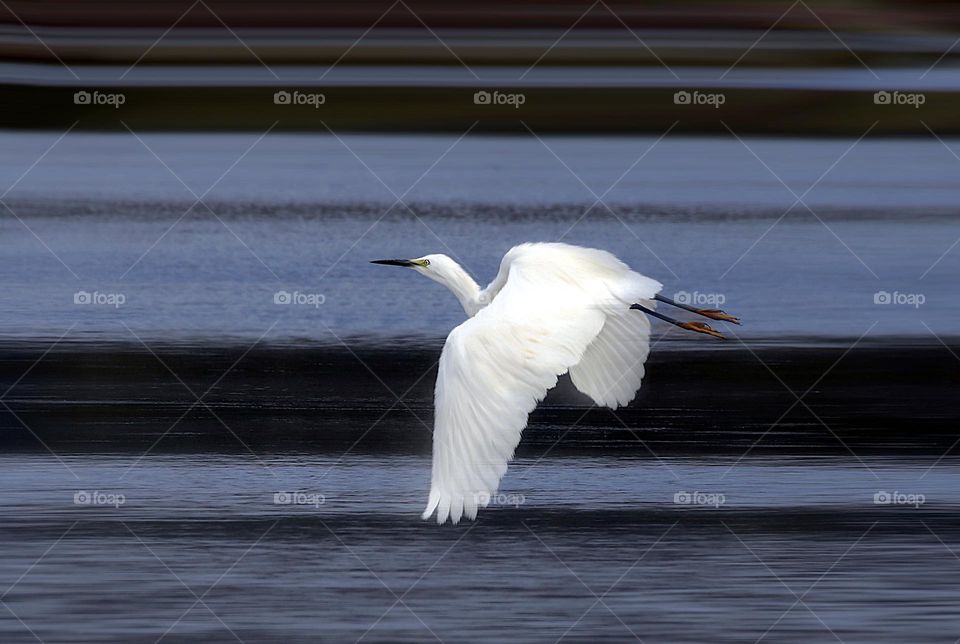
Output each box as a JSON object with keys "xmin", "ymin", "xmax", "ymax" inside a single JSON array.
[
  {"xmin": 679, "ymin": 321, "xmax": 726, "ymax": 339},
  {"xmin": 696, "ymin": 309, "xmax": 741, "ymax": 325}
]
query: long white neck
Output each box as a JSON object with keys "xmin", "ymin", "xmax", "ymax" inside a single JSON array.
[{"xmin": 439, "ymin": 263, "xmax": 483, "ymax": 317}]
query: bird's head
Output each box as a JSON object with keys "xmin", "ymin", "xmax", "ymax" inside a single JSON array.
[
  {"xmin": 371, "ymin": 254, "xmax": 483, "ymax": 316},
  {"xmin": 370, "ymin": 254, "xmax": 458, "ymax": 287}
]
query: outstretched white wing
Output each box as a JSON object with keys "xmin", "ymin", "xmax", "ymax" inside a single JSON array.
[
  {"xmin": 568, "ymin": 302, "xmax": 654, "ymax": 409},
  {"xmin": 422, "ymin": 243, "xmax": 661, "ymax": 524}
]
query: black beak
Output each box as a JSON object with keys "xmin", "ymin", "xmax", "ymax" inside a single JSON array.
[{"xmin": 370, "ymin": 259, "xmax": 417, "ymax": 267}]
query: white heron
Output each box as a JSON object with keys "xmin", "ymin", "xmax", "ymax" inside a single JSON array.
[{"xmin": 372, "ymin": 243, "xmax": 739, "ymax": 524}]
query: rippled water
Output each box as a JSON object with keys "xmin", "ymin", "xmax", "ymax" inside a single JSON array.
[
  {"xmin": 0, "ymin": 340, "xmax": 957, "ymax": 642},
  {"xmin": 1, "ymin": 132, "xmax": 959, "ymax": 642},
  {"xmin": 0, "ymin": 131, "xmax": 957, "ymax": 341},
  {"xmin": 3, "ymin": 453, "xmax": 959, "ymax": 642}
]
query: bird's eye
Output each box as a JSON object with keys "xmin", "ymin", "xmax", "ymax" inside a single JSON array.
[{"xmin": 423, "ymin": 259, "xmax": 430, "ymax": 266}]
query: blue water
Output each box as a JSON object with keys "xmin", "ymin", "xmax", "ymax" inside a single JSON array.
[
  {"xmin": 2, "ymin": 455, "xmax": 959, "ymax": 642},
  {"xmin": 1, "ymin": 131, "xmax": 959, "ymax": 642},
  {"xmin": 0, "ymin": 131, "xmax": 957, "ymax": 342}
]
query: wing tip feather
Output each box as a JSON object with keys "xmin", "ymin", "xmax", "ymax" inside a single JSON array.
[{"xmin": 422, "ymin": 491, "xmax": 490, "ymax": 525}]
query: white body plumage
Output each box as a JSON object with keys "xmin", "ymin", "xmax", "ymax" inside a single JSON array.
[{"xmin": 378, "ymin": 243, "xmax": 663, "ymax": 525}]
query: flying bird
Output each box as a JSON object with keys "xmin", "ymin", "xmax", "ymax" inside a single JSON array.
[{"xmin": 372, "ymin": 243, "xmax": 739, "ymax": 524}]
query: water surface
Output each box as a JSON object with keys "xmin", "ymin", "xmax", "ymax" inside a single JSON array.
[{"xmin": 1, "ymin": 131, "xmax": 958, "ymax": 642}]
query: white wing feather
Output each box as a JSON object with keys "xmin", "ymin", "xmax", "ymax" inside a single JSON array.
[
  {"xmin": 568, "ymin": 302, "xmax": 654, "ymax": 409},
  {"xmin": 423, "ymin": 243, "xmax": 661, "ymax": 524}
]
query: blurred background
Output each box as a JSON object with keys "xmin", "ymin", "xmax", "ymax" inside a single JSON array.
[
  {"xmin": 2, "ymin": 5, "xmax": 960, "ymax": 642},
  {"xmin": 0, "ymin": 0, "xmax": 958, "ymax": 343},
  {"xmin": 3, "ymin": 0, "xmax": 960, "ymax": 132}
]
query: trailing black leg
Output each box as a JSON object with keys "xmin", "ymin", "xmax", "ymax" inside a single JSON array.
[
  {"xmin": 653, "ymin": 293, "xmax": 740, "ymax": 325},
  {"xmin": 630, "ymin": 303, "xmax": 726, "ymax": 339}
]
